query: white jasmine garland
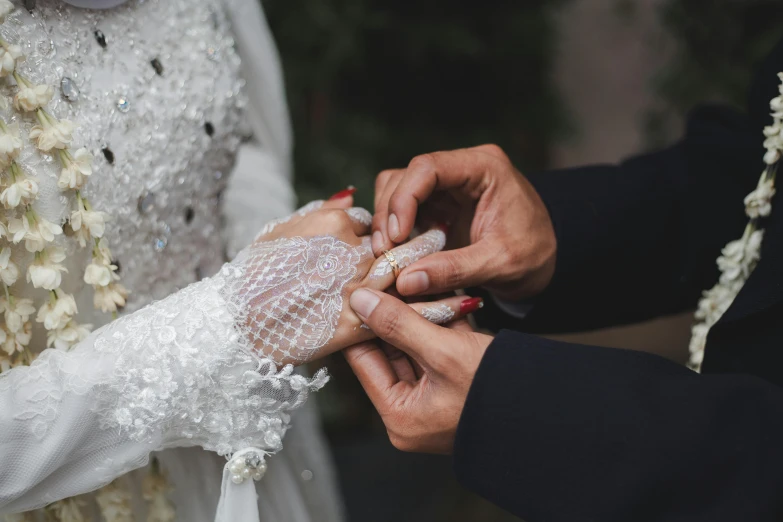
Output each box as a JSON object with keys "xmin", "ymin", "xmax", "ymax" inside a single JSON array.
[
  {"xmin": 29, "ymin": 110, "xmax": 74, "ymax": 151},
  {"xmin": 0, "ymin": 296, "xmax": 35, "ymax": 333},
  {"xmin": 71, "ymin": 195, "xmax": 108, "ymax": 247},
  {"xmin": 84, "ymin": 260, "xmax": 116, "ymax": 286},
  {"xmin": 0, "ymin": 40, "xmax": 23, "ymax": 78},
  {"xmin": 744, "ymin": 177, "xmax": 776, "ymax": 218},
  {"xmin": 1, "ymin": 321, "xmax": 31, "ymax": 356},
  {"xmin": 14, "ymin": 83, "xmax": 54, "ymax": 112},
  {"xmin": 0, "ymin": 0, "xmax": 15, "ymax": 23},
  {"xmin": 95, "ymin": 480, "xmax": 134, "ymax": 522},
  {"xmin": 27, "ymin": 246, "xmax": 68, "ymax": 290},
  {"xmin": 37, "ymin": 289, "xmax": 78, "ymax": 330},
  {"xmin": 47, "ymin": 319, "xmax": 91, "ymax": 351},
  {"xmin": 0, "ymin": 171, "xmax": 39, "ymax": 209},
  {"xmin": 689, "ymin": 71, "xmax": 783, "ymax": 370},
  {"xmin": 0, "ymin": 246, "xmax": 18, "ymax": 286},
  {"xmin": 58, "ymin": 148, "xmax": 94, "ymax": 189},
  {"xmin": 46, "ymin": 497, "xmax": 87, "ymax": 522},
  {"xmin": 93, "ymin": 282, "xmax": 128, "ymax": 314},
  {"xmin": 8, "ymin": 209, "xmax": 63, "ymax": 252},
  {"xmin": 0, "ymin": 120, "xmax": 23, "ymax": 168}
]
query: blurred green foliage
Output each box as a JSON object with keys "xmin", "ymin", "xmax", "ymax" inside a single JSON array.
[
  {"xmin": 646, "ymin": 0, "xmax": 783, "ymax": 146},
  {"xmin": 263, "ymin": 0, "xmax": 572, "ymax": 210}
]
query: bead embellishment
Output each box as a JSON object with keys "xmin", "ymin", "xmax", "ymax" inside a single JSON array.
[
  {"xmin": 116, "ymin": 96, "xmax": 130, "ymax": 113},
  {"xmin": 228, "ymin": 450, "xmax": 268, "ymax": 485},
  {"xmin": 150, "ymin": 58, "xmax": 164, "ymax": 76},
  {"xmin": 94, "ymin": 29, "xmax": 107, "ymax": 49},
  {"xmin": 60, "ymin": 76, "xmax": 79, "ymax": 102}
]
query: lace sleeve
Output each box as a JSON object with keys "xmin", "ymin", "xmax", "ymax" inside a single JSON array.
[{"xmin": 0, "ymin": 240, "xmax": 330, "ymax": 516}]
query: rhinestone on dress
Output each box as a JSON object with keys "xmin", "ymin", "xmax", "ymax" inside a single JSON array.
[
  {"xmin": 151, "ymin": 58, "xmax": 164, "ymax": 76},
  {"xmin": 94, "ymin": 29, "xmax": 107, "ymax": 49},
  {"xmin": 117, "ymin": 97, "xmax": 130, "ymax": 113},
  {"xmin": 154, "ymin": 236, "xmax": 168, "ymax": 252},
  {"xmin": 245, "ymin": 455, "xmax": 262, "ymax": 468},
  {"xmin": 138, "ymin": 192, "xmax": 156, "ymax": 214},
  {"xmin": 60, "ymin": 77, "xmax": 79, "ymax": 102},
  {"xmin": 102, "ymin": 147, "xmax": 115, "ymax": 165}
]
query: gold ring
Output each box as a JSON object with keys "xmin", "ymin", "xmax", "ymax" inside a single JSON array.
[{"xmin": 383, "ymin": 250, "xmax": 401, "ymax": 279}]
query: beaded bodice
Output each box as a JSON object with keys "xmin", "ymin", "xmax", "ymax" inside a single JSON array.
[{"xmin": 3, "ymin": 0, "xmax": 245, "ymax": 317}]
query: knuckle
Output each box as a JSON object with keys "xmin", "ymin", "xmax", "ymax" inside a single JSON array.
[
  {"xmin": 477, "ymin": 143, "xmax": 509, "ymax": 161},
  {"xmin": 319, "ymin": 209, "xmax": 353, "ymax": 231},
  {"xmin": 376, "ymin": 169, "xmax": 395, "ymax": 187},
  {"xmin": 374, "ymin": 307, "xmax": 402, "ymax": 338},
  {"xmin": 434, "ymin": 253, "xmax": 466, "ymax": 289},
  {"xmin": 407, "ymin": 153, "xmax": 437, "ymax": 175}
]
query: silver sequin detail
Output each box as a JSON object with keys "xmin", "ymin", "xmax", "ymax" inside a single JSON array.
[
  {"xmin": 5, "ymin": 0, "xmax": 246, "ymax": 310},
  {"xmin": 116, "ymin": 96, "xmax": 130, "ymax": 113},
  {"xmin": 138, "ymin": 192, "xmax": 156, "ymax": 214},
  {"xmin": 60, "ymin": 77, "xmax": 79, "ymax": 102}
]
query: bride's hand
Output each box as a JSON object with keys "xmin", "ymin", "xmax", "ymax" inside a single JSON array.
[{"xmin": 235, "ymin": 194, "xmax": 479, "ymax": 365}]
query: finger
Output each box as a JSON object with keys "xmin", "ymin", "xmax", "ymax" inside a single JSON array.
[
  {"xmin": 258, "ymin": 199, "xmax": 326, "ymax": 237},
  {"xmin": 372, "ymin": 170, "xmax": 404, "ymax": 255},
  {"xmin": 345, "ymin": 207, "xmax": 373, "ymax": 236},
  {"xmin": 380, "ymin": 341, "xmax": 418, "ymax": 383},
  {"xmin": 364, "ymin": 228, "xmax": 447, "ymax": 291},
  {"xmin": 344, "ymin": 341, "xmax": 403, "ymax": 408},
  {"xmin": 386, "ymin": 146, "xmax": 506, "ymax": 245},
  {"xmin": 396, "ymin": 241, "xmax": 496, "ymax": 296},
  {"xmin": 445, "ymin": 318, "xmax": 475, "ymax": 333},
  {"xmin": 409, "ymin": 295, "xmax": 484, "ymax": 325},
  {"xmin": 349, "ymin": 287, "xmax": 450, "ymax": 366}
]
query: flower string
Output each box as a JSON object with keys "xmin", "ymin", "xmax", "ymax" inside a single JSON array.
[
  {"xmin": 688, "ymin": 72, "xmax": 783, "ymax": 371},
  {"xmin": 0, "ymin": 2, "xmax": 136, "ymax": 517},
  {"xmin": 0, "ymin": 0, "xmax": 129, "ymax": 372}
]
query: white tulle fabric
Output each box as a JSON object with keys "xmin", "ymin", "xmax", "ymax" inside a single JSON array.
[{"xmin": 0, "ymin": 233, "xmax": 373, "ymax": 518}]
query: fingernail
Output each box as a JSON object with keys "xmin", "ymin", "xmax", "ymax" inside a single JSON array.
[
  {"xmin": 388, "ymin": 213, "xmax": 400, "ymax": 240},
  {"xmin": 400, "ymin": 271, "xmax": 429, "ymax": 294},
  {"xmin": 372, "ymin": 231, "xmax": 384, "ymax": 253},
  {"xmin": 460, "ymin": 297, "xmax": 484, "ymax": 315},
  {"xmin": 350, "ymin": 288, "xmax": 381, "ymax": 319},
  {"xmin": 328, "ymin": 186, "xmax": 357, "ymax": 201}
]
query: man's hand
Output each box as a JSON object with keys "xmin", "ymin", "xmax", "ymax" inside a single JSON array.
[
  {"xmin": 372, "ymin": 144, "xmax": 556, "ymax": 301},
  {"xmin": 344, "ymin": 287, "xmax": 493, "ymax": 454}
]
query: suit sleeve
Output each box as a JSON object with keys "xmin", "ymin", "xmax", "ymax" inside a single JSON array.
[
  {"xmin": 477, "ymin": 104, "xmax": 761, "ymax": 334},
  {"xmin": 477, "ymin": 35, "xmax": 783, "ymax": 335},
  {"xmin": 453, "ymin": 330, "xmax": 783, "ymax": 522}
]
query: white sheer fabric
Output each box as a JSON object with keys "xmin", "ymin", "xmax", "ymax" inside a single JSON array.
[{"xmin": 0, "ymin": 236, "xmax": 335, "ymax": 515}]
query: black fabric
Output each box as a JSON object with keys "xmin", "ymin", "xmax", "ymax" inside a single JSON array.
[{"xmin": 455, "ymin": 36, "xmax": 783, "ymax": 521}]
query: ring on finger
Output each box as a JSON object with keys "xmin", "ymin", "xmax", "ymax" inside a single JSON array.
[{"xmin": 383, "ymin": 250, "xmax": 401, "ymax": 279}]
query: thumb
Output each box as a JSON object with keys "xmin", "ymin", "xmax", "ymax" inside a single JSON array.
[
  {"xmin": 349, "ymin": 288, "xmax": 446, "ymax": 367},
  {"xmin": 396, "ymin": 242, "xmax": 495, "ymax": 296}
]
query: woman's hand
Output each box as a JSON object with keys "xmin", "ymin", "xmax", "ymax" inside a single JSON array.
[{"xmin": 238, "ymin": 193, "xmax": 482, "ymax": 365}]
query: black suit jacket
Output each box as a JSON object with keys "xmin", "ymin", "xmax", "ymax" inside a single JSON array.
[{"xmin": 454, "ymin": 37, "xmax": 783, "ymax": 521}]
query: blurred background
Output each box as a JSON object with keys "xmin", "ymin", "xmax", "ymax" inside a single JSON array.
[{"xmin": 261, "ymin": 0, "xmax": 783, "ymax": 520}]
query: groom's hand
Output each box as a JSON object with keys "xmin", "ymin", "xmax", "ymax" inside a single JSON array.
[
  {"xmin": 372, "ymin": 145, "xmax": 556, "ymax": 301},
  {"xmin": 345, "ymin": 288, "xmax": 493, "ymax": 454}
]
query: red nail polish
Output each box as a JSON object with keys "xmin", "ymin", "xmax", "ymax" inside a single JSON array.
[
  {"xmin": 328, "ymin": 186, "xmax": 357, "ymax": 201},
  {"xmin": 435, "ymin": 221, "xmax": 450, "ymax": 233},
  {"xmin": 460, "ymin": 297, "xmax": 484, "ymax": 315}
]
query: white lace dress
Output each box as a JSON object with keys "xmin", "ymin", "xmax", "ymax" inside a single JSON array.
[{"xmin": 0, "ymin": 1, "xmax": 345, "ymax": 520}]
